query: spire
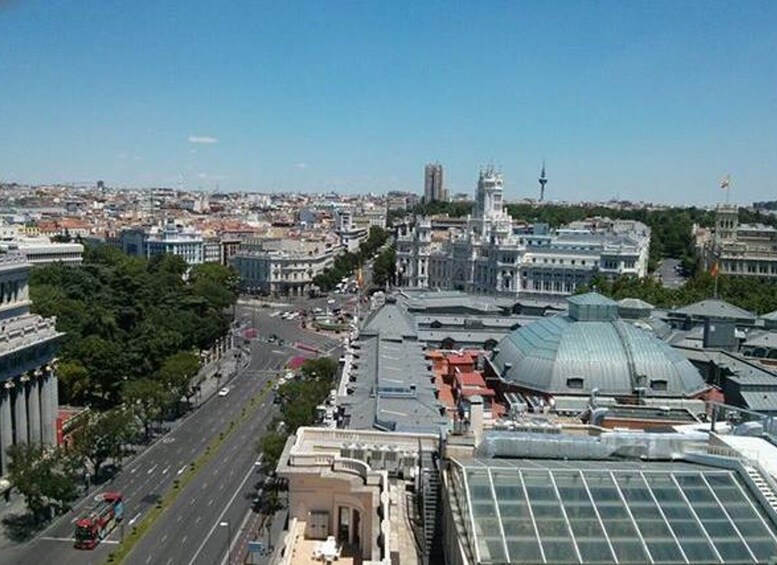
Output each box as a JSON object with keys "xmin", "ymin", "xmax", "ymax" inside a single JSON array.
[{"xmin": 538, "ymin": 159, "xmax": 548, "ymax": 202}]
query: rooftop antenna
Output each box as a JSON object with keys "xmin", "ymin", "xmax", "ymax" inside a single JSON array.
[{"xmin": 538, "ymin": 159, "xmax": 548, "ymax": 202}]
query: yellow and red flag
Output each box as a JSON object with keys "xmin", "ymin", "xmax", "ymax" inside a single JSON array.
[
  {"xmin": 720, "ymin": 175, "xmax": 731, "ymax": 189},
  {"xmin": 710, "ymin": 261, "xmax": 720, "ymax": 278}
]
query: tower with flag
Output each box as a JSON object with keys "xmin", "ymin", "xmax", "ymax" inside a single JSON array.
[{"xmin": 720, "ymin": 174, "xmax": 732, "ymax": 203}]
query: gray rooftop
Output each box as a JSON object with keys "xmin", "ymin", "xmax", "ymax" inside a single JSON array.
[
  {"xmin": 673, "ymin": 299, "xmax": 756, "ymax": 321},
  {"xmin": 491, "ymin": 297, "xmax": 707, "ymax": 398}
]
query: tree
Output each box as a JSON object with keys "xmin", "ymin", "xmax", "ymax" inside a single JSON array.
[
  {"xmin": 122, "ymin": 379, "xmax": 170, "ymax": 439},
  {"xmin": 372, "ymin": 245, "xmax": 396, "ymax": 288},
  {"xmin": 7, "ymin": 443, "xmax": 79, "ymax": 520},
  {"xmin": 258, "ymin": 431, "xmax": 289, "ymax": 473},
  {"xmin": 57, "ymin": 360, "xmax": 91, "ymax": 406},
  {"xmin": 157, "ymin": 351, "xmax": 201, "ymax": 410},
  {"xmin": 70, "ymin": 408, "xmax": 138, "ymax": 479}
]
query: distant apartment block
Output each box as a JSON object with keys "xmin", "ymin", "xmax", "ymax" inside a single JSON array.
[
  {"xmin": 334, "ymin": 205, "xmax": 367, "ymax": 253},
  {"xmin": 700, "ymin": 204, "xmax": 777, "ymax": 278},
  {"xmin": 397, "ymin": 168, "xmax": 650, "ymax": 297}
]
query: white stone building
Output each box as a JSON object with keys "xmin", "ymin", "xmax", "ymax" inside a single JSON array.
[
  {"xmin": 0, "ymin": 252, "xmax": 62, "ymax": 479},
  {"xmin": 230, "ymin": 238, "xmax": 336, "ymax": 296},
  {"xmin": 0, "ymin": 224, "xmax": 83, "ymax": 267},
  {"xmin": 396, "ymin": 168, "xmax": 650, "ymax": 297}
]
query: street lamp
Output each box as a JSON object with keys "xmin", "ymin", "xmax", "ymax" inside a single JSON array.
[{"xmin": 219, "ymin": 520, "xmax": 231, "ymax": 564}]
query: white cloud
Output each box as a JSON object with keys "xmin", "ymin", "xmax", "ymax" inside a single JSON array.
[
  {"xmin": 189, "ymin": 149, "xmax": 197, "ymax": 154},
  {"xmin": 188, "ymin": 135, "xmax": 218, "ymax": 144},
  {"xmin": 197, "ymin": 172, "xmax": 229, "ymax": 181},
  {"xmin": 295, "ymin": 162, "xmax": 308, "ymax": 170}
]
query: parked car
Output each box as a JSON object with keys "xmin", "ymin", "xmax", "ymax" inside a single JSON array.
[{"xmin": 218, "ymin": 387, "xmax": 231, "ymax": 397}]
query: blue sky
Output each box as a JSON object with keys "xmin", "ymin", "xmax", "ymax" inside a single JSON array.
[{"xmin": 1, "ymin": 1, "xmax": 776, "ymax": 204}]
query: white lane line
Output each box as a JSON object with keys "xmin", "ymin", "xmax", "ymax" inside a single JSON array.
[
  {"xmin": 147, "ymin": 464, "xmax": 158, "ymax": 475},
  {"xmin": 187, "ymin": 455, "xmax": 262, "ymax": 565},
  {"xmin": 129, "ymin": 512, "xmax": 142, "ymax": 525},
  {"xmin": 178, "ymin": 464, "xmax": 188, "ymax": 475},
  {"xmin": 145, "ymin": 554, "xmax": 153, "ymax": 564},
  {"xmin": 161, "ymin": 533, "xmax": 168, "ymax": 543},
  {"xmin": 208, "ymin": 498, "xmax": 214, "ymax": 507},
  {"xmin": 190, "ymin": 497, "xmax": 197, "ymax": 506},
  {"xmin": 182, "ymin": 535, "xmax": 188, "ymax": 544},
  {"xmin": 40, "ymin": 536, "xmax": 119, "ymax": 544},
  {"xmin": 195, "ymin": 516, "xmax": 201, "ymax": 524},
  {"xmin": 162, "ymin": 465, "xmax": 170, "ymax": 475},
  {"xmin": 177, "ymin": 515, "xmax": 183, "ymax": 523}
]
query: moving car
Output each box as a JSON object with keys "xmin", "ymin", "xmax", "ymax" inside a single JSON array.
[{"xmin": 218, "ymin": 387, "xmax": 230, "ymax": 397}]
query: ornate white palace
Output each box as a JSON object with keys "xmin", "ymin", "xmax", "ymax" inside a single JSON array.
[
  {"xmin": 396, "ymin": 168, "xmax": 650, "ymax": 297},
  {"xmin": 0, "ymin": 251, "xmax": 62, "ymax": 479}
]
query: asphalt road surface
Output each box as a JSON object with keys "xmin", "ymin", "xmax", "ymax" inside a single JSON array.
[
  {"xmin": 0, "ymin": 342, "xmax": 291, "ymax": 565},
  {"xmin": 0, "ymin": 299, "xmax": 343, "ymax": 565},
  {"xmin": 656, "ymin": 258, "xmax": 687, "ymax": 289}
]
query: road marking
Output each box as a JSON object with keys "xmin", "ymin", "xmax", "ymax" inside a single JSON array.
[
  {"xmin": 195, "ymin": 516, "xmax": 201, "ymax": 524},
  {"xmin": 208, "ymin": 498, "xmax": 214, "ymax": 506},
  {"xmin": 147, "ymin": 464, "xmax": 158, "ymax": 475},
  {"xmin": 202, "ymin": 481, "xmax": 209, "ymax": 490},
  {"xmin": 178, "ymin": 464, "xmax": 188, "ymax": 475},
  {"xmin": 145, "ymin": 555, "xmax": 153, "ymax": 564},
  {"xmin": 182, "ymin": 535, "xmax": 188, "ymax": 544},
  {"xmin": 187, "ymin": 455, "xmax": 262, "ymax": 565},
  {"xmin": 162, "ymin": 533, "xmax": 168, "ymax": 543},
  {"xmin": 177, "ymin": 515, "xmax": 183, "ymax": 523},
  {"xmin": 190, "ymin": 497, "xmax": 197, "ymax": 506},
  {"xmin": 40, "ymin": 536, "xmax": 119, "ymax": 544},
  {"xmin": 129, "ymin": 512, "xmax": 142, "ymax": 525}
]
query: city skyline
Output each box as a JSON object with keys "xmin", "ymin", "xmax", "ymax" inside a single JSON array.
[{"xmin": 1, "ymin": 1, "xmax": 776, "ymax": 204}]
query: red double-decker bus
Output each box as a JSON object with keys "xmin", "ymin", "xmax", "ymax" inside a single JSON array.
[{"xmin": 73, "ymin": 492, "xmax": 124, "ymax": 549}]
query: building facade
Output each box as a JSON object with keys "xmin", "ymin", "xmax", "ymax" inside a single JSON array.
[
  {"xmin": 0, "ymin": 252, "xmax": 62, "ymax": 478},
  {"xmin": 397, "ymin": 168, "xmax": 650, "ymax": 297},
  {"xmin": 700, "ymin": 204, "xmax": 777, "ymax": 278},
  {"xmin": 230, "ymin": 238, "xmax": 335, "ymax": 296}
]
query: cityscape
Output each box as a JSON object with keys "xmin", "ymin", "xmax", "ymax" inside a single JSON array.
[{"xmin": 2, "ymin": 2, "xmax": 777, "ymax": 565}]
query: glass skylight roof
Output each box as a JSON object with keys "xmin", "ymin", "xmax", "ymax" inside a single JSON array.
[{"xmin": 450, "ymin": 460, "xmax": 777, "ymax": 564}]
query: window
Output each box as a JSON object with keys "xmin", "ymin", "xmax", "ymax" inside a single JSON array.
[
  {"xmin": 567, "ymin": 377, "xmax": 584, "ymax": 390},
  {"xmin": 650, "ymin": 379, "xmax": 668, "ymax": 391}
]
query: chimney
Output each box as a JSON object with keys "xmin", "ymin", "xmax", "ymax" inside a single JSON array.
[{"xmin": 469, "ymin": 395, "xmax": 484, "ymax": 446}]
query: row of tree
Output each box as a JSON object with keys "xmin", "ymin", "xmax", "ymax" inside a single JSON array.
[
  {"xmin": 582, "ymin": 272, "xmax": 777, "ymax": 315},
  {"xmin": 30, "ymin": 246, "xmax": 238, "ymax": 408},
  {"xmin": 8, "ymin": 406, "xmax": 142, "ymax": 522},
  {"xmin": 312, "ymin": 226, "xmax": 389, "ymax": 291},
  {"xmin": 371, "ymin": 245, "xmax": 396, "ymax": 289},
  {"xmin": 258, "ymin": 357, "xmax": 339, "ymax": 472}
]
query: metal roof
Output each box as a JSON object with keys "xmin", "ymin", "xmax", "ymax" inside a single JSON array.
[
  {"xmin": 673, "ymin": 299, "xmax": 757, "ymax": 321},
  {"xmin": 491, "ymin": 312, "xmax": 707, "ymax": 397},
  {"xmin": 448, "ymin": 458, "xmax": 777, "ymax": 564},
  {"xmin": 740, "ymin": 391, "xmax": 777, "ymax": 413}
]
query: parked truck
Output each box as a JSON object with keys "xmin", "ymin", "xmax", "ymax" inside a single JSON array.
[{"xmin": 74, "ymin": 491, "xmax": 124, "ymax": 549}]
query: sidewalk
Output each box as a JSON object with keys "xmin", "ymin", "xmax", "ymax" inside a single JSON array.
[{"xmin": 194, "ymin": 345, "xmax": 250, "ymax": 407}]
